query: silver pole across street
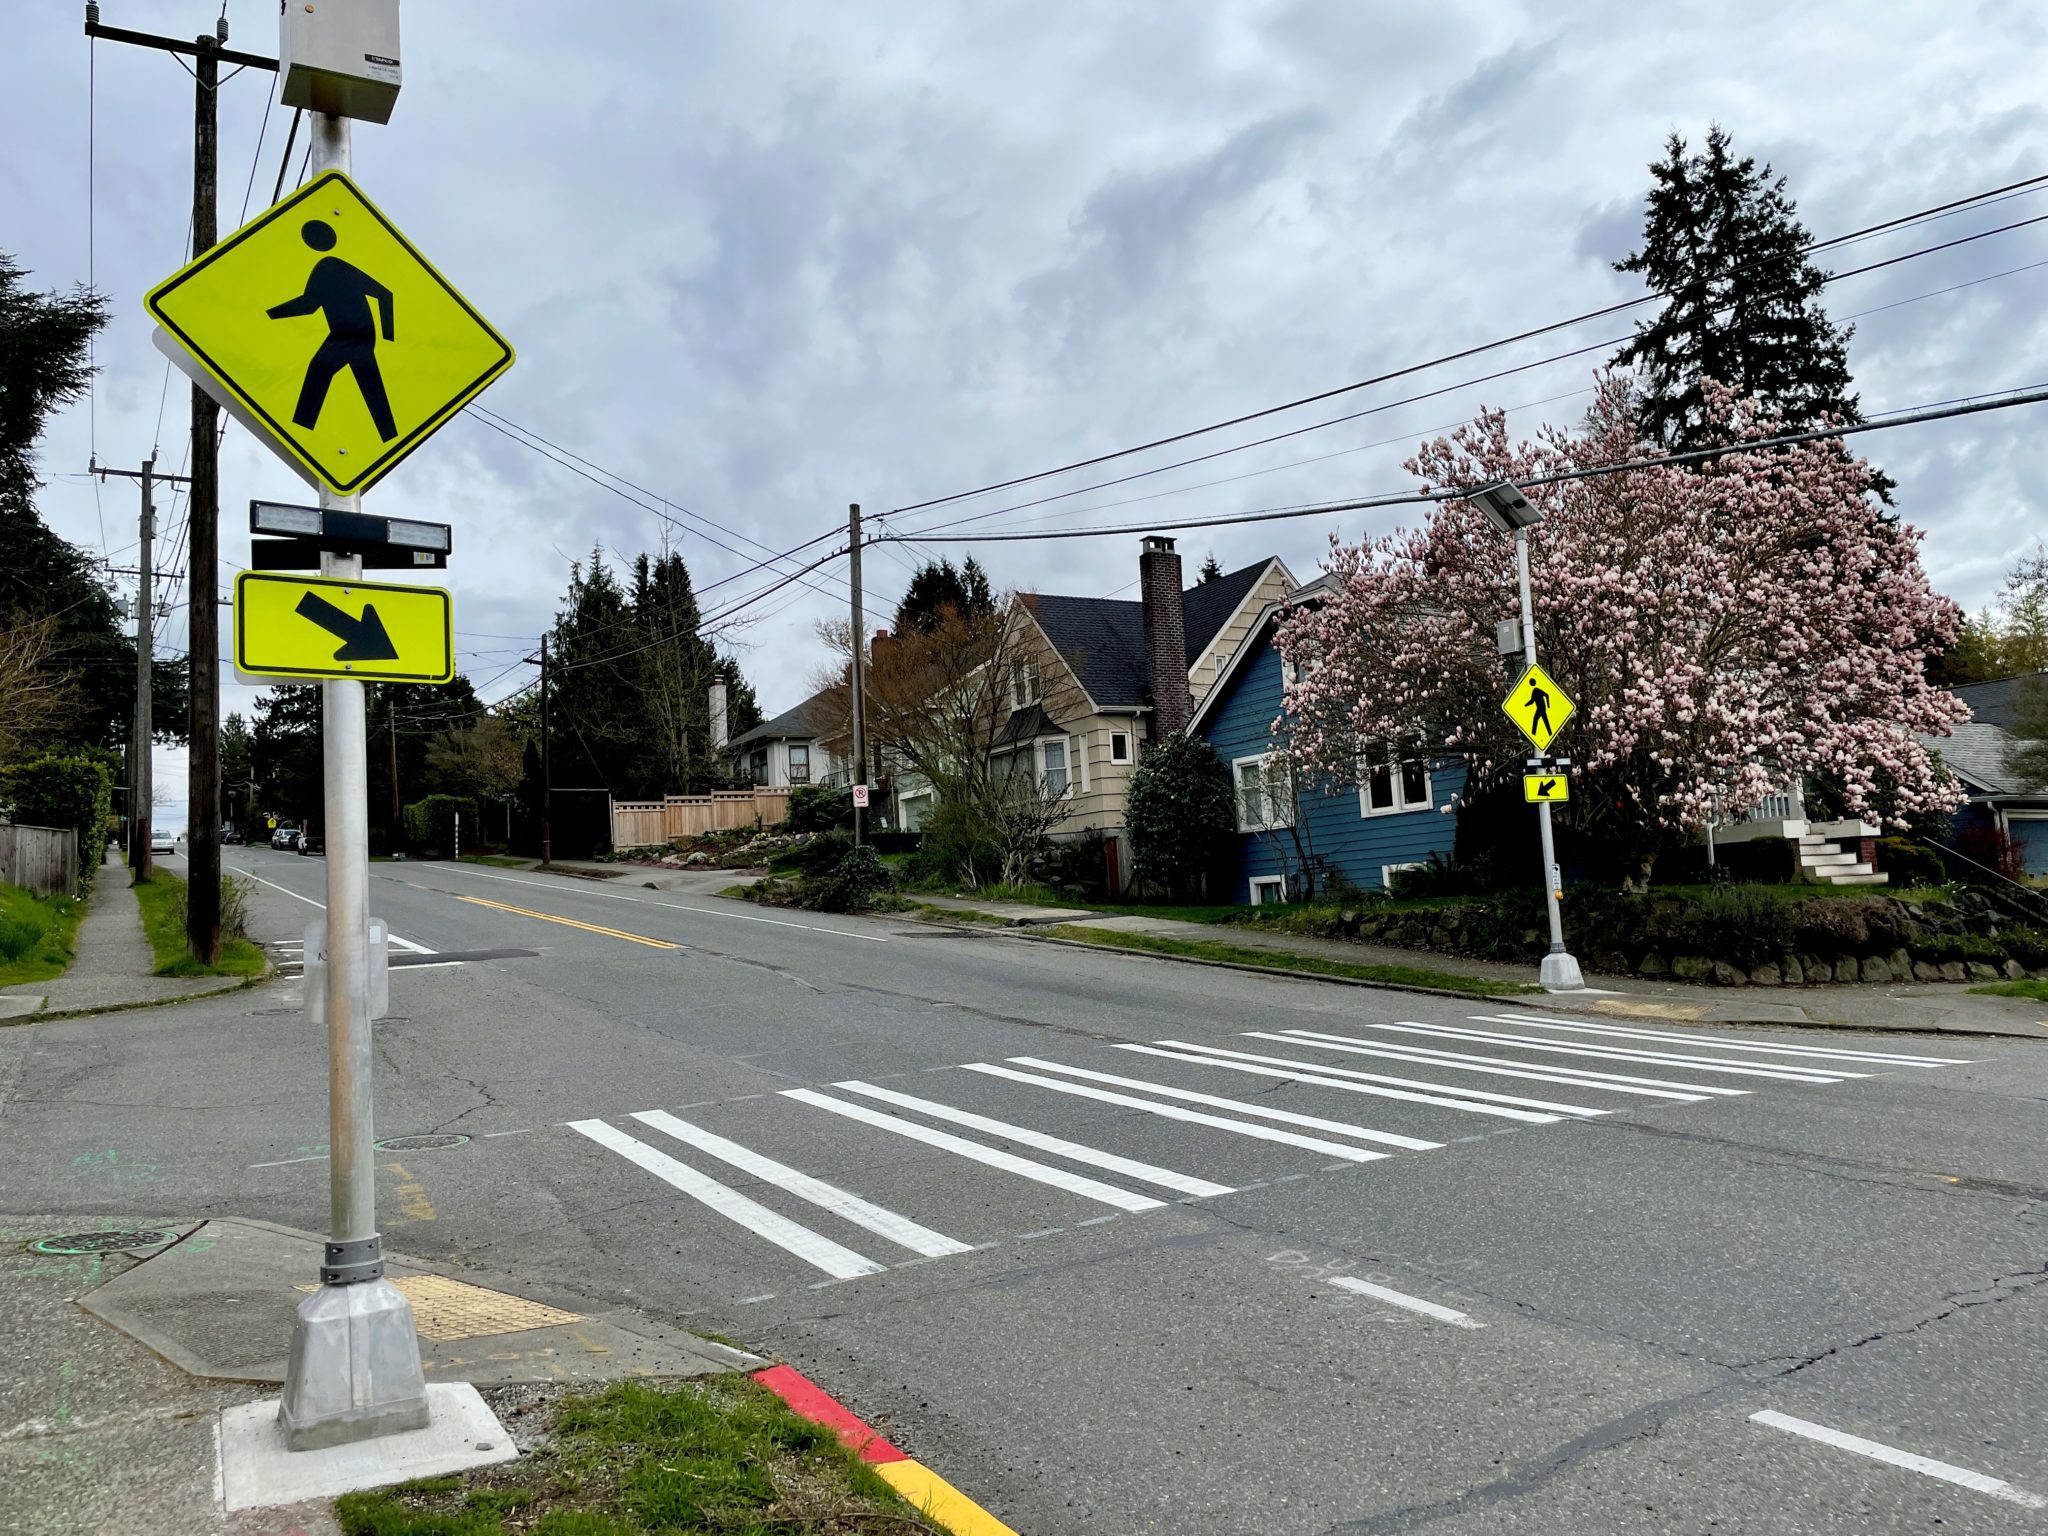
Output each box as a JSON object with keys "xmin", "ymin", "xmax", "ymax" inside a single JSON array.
[
  {"xmin": 1516, "ymin": 527, "xmax": 1583, "ymax": 992},
  {"xmin": 277, "ymin": 110, "xmax": 431, "ymax": 1452}
]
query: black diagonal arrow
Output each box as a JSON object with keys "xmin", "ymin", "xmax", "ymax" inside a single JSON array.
[
  {"xmin": 295, "ymin": 590, "xmax": 400, "ymax": 662},
  {"xmin": 1538, "ymin": 778, "xmax": 1560, "ymax": 799}
]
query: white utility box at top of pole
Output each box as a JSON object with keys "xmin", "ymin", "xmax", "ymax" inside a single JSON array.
[{"xmin": 281, "ymin": 0, "xmax": 402, "ymax": 125}]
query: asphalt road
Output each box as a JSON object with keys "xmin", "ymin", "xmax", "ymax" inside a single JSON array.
[{"xmin": 4, "ymin": 846, "xmax": 2045, "ymax": 1533}]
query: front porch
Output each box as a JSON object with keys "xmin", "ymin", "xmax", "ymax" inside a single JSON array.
[{"xmin": 1707, "ymin": 783, "xmax": 1889, "ymax": 886}]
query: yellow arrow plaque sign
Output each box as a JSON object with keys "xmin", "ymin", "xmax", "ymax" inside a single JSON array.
[
  {"xmin": 146, "ymin": 171, "xmax": 513, "ymax": 497},
  {"xmin": 234, "ymin": 572, "xmax": 453, "ymax": 684},
  {"xmin": 1523, "ymin": 773, "xmax": 1570, "ymax": 803},
  {"xmin": 1502, "ymin": 663, "xmax": 1575, "ymax": 753}
]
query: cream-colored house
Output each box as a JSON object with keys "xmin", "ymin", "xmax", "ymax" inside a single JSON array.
[{"xmin": 994, "ymin": 536, "xmax": 1295, "ymax": 889}]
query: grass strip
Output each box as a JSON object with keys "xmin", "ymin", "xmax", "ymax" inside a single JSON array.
[
  {"xmin": 1968, "ymin": 978, "xmax": 2048, "ymax": 1001},
  {"xmin": 460, "ymin": 853, "xmax": 530, "ymax": 868},
  {"xmin": 1045, "ymin": 924, "xmax": 1541, "ymax": 996},
  {"xmin": 334, "ymin": 1376, "xmax": 939, "ymax": 1535},
  {"xmin": 132, "ymin": 869, "xmax": 266, "ymax": 978},
  {"xmin": 0, "ymin": 884, "xmax": 85, "ymax": 987}
]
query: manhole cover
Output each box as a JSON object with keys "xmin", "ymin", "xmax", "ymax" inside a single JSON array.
[
  {"xmin": 374, "ymin": 1133, "xmax": 470, "ymax": 1152},
  {"xmin": 29, "ymin": 1229, "xmax": 176, "ymax": 1255}
]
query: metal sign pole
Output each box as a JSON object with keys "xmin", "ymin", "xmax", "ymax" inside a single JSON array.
[
  {"xmin": 277, "ymin": 109, "xmax": 430, "ymax": 1452},
  {"xmin": 1515, "ymin": 527, "xmax": 1583, "ymax": 991}
]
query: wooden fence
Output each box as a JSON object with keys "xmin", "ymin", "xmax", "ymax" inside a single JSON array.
[
  {"xmin": 612, "ymin": 789, "xmax": 791, "ymax": 848},
  {"xmin": 0, "ymin": 821, "xmax": 79, "ymax": 898}
]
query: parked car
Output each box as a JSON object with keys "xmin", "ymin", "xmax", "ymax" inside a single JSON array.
[
  {"xmin": 271, "ymin": 826, "xmax": 298, "ymax": 849},
  {"xmin": 221, "ymin": 825, "xmax": 243, "ymax": 846},
  {"xmin": 296, "ymin": 828, "xmax": 324, "ymax": 856}
]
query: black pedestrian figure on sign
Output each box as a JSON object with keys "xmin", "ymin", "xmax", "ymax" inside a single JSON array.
[
  {"xmin": 1522, "ymin": 679, "xmax": 1553, "ymax": 739},
  {"xmin": 266, "ymin": 219, "xmax": 397, "ymax": 442}
]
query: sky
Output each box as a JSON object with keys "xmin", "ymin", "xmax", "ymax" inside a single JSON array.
[{"xmin": 9, "ymin": 1, "xmax": 2048, "ymax": 826}]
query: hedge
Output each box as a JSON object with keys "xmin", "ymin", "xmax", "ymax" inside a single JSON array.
[
  {"xmin": 0, "ymin": 751, "xmax": 112, "ymax": 894},
  {"xmin": 402, "ymin": 794, "xmax": 479, "ymax": 856}
]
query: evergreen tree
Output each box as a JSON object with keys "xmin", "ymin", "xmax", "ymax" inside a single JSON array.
[
  {"xmin": 1613, "ymin": 128, "xmax": 1869, "ymax": 466},
  {"xmin": 893, "ymin": 557, "xmax": 996, "ymax": 635},
  {"xmin": 1197, "ymin": 555, "xmax": 1224, "ymax": 583}
]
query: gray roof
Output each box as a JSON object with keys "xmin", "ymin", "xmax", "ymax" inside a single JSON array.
[
  {"xmin": 1023, "ymin": 559, "xmax": 1274, "ymax": 707},
  {"xmin": 1949, "ymin": 673, "xmax": 2047, "ymax": 729},
  {"xmin": 726, "ymin": 687, "xmax": 840, "ymax": 751},
  {"xmin": 1926, "ymin": 722, "xmax": 2020, "ymax": 794}
]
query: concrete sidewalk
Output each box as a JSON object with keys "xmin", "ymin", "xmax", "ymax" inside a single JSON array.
[
  {"xmin": 0, "ymin": 863, "xmax": 249, "ymax": 1021},
  {"xmin": 0, "ymin": 1214, "xmax": 755, "ymax": 1534},
  {"xmin": 919, "ymin": 901, "xmax": 2048, "ymax": 1040}
]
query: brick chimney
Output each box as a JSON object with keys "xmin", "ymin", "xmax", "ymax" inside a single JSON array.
[{"xmin": 1140, "ymin": 535, "xmax": 1190, "ymax": 736}]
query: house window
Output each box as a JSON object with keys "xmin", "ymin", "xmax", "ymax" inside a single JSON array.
[
  {"xmin": 1010, "ymin": 657, "xmax": 1040, "ymax": 709},
  {"xmin": 1040, "ymin": 738, "xmax": 1069, "ymax": 797},
  {"xmin": 749, "ymin": 749, "xmax": 769, "ymax": 787},
  {"xmin": 1249, "ymin": 876, "xmax": 1286, "ymax": 906},
  {"xmin": 1109, "ymin": 731, "xmax": 1131, "ymax": 765},
  {"xmin": 787, "ymin": 744, "xmax": 811, "ymax": 785},
  {"xmin": 1361, "ymin": 753, "xmax": 1432, "ymax": 818},
  {"xmin": 1234, "ymin": 754, "xmax": 1292, "ymax": 832},
  {"xmin": 1382, "ymin": 861, "xmax": 1425, "ymax": 891}
]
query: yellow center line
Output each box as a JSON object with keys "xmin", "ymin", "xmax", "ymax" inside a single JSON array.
[{"xmin": 453, "ymin": 893, "xmax": 683, "ymax": 950}]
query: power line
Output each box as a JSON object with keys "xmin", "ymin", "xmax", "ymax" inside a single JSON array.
[
  {"xmin": 899, "ymin": 208, "xmax": 2048, "ymax": 541},
  {"xmin": 889, "ymin": 174, "xmax": 2048, "ymax": 518},
  {"xmin": 869, "ymin": 379, "xmax": 2048, "ymax": 546}
]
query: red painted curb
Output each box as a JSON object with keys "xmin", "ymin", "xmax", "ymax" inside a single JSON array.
[{"xmin": 753, "ymin": 1364, "xmax": 907, "ymax": 1465}]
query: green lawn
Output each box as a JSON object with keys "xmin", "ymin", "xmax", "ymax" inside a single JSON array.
[
  {"xmin": 1046, "ymin": 924, "xmax": 1540, "ymax": 996},
  {"xmin": 459, "ymin": 853, "xmax": 530, "ymax": 868},
  {"xmin": 1968, "ymin": 978, "xmax": 2048, "ymax": 1001},
  {"xmin": 0, "ymin": 883, "xmax": 85, "ymax": 988},
  {"xmin": 333, "ymin": 1376, "xmax": 938, "ymax": 1535},
  {"xmin": 132, "ymin": 869, "xmax": 266, "ymax": 978}
]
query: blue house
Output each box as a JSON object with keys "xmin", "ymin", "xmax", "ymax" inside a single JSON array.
[{"xmin": 1192, "ymin": 581, "xmax": 1464, "ymax": 903}]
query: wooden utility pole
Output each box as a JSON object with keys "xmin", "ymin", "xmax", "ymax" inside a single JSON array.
[
  {"xmin": 83, "ymin": 7, "xmax": 276, "ymax": 961},
  {"xmin": 388, "ymin": 694, "xmax": 401, "ymax": 838},
  {"xmin": 539, "ymin": 635, "xmax": 553, "ymax": 864}
]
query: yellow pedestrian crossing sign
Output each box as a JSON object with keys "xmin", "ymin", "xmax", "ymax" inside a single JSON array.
[
  {"xmin": 234, "ymin": 572, "xmax": 453, "ymax": 685},
  {"xmin": 1523, "ymin": 773, "xmax": 1569, "ymax": 803},
  {"xmin": 146, "ymin": 171, "xmax": 513, "ymax": 498},
  {"xmin": 1502, "ymin": 663, "xmax": 1575, "ymax": 752}
]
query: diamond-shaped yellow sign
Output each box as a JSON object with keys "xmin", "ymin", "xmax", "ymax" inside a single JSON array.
[
  {"xmin": 146, "ymin": 171, "xmax": 512, "ymax": 497},
  {"xmin": 1502, "ymin": 663, "xmax": 1575, "ymax": 753}
]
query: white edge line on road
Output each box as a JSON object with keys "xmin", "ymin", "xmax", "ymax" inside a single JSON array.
[
  {"xmin": 425, "ymin": 866, "xmax": 646, "ymax": 902},
  {"xmin": 391, "ymin": 960, "xmax": 466, "ymax": 970},
  {"xmin": 646, "ymin": 899, "xmax": 888, "ymax": 943},
  {"xmin": 250, "ymin": 1154, "xmax": 328, "ymax": 1168},
  {"xmin": 232, "ymin": 867, "xmax": 324, "ymax": 908},
  {"xmin": 1749, "ymin": 1410, "xmax": 2047, "ymax": 1509},
  {"xmin": 1328, "ymin": 1274, "xmax": 1484, "ymax": 1328}
]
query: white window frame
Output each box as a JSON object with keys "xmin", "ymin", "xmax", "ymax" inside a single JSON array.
[
  {"xmin": 1249, "ymin": 876, "xmax": 1286, "ymax": 906},
  {"xmin": 1234, "ymin": 753, "xmax": 1293, "ymax": 832},
  {"xmin": 786, "ymin": 743, "xmax": 811, "ymax": 785},
  {"xmin": 1359, "ymin": 752, "xmax": 1433, "ymax": 819},
  {"xmin": 1382, "ymin": 861, "xmax": 1425, "ymax": 891},
  {"xmin": 1010, "ymin": 657, "xmax": 1040, "ymax": 709},
  {"xmin": 1109, "ymin": 730, "xmax": 1132, "ymax": 765},
  {"xmin": 1037, "ymin": 736, "xmax": 1071, "ymax": 799}
]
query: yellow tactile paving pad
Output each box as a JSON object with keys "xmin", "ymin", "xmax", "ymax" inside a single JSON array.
[{"xmin": 294, "ymin": 1275, "xmax": 585, "ymax": 1340}]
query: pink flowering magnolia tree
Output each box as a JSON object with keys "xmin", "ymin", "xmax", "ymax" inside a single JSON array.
[{"xmin": 1275, "ymin": 376, "xmax": 1968, "ymax": 889}]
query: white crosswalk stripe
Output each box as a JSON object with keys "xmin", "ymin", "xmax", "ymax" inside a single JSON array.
[
  {"xmin": 962, "ymin": 1061, "xmax": 1393, "ymax": 1161},
  {"xmin": 829, "ymin": 1079, "xmax": 1235, "ymax": 1197},
  {"xmin": 783, "ymin": 1087, "xmax": 1169, "ymax": 1212},
  {"xmin": 1266, "ymin": 1029, "xmax": 1740, "ymax": 1098},
  {"xmin": 1143, "ymin": 1040, "xmax": 1608, "ymax": 1119},
  {"xmin": 1015, "ymin": 1055, "xmax": 1445, "ymax": 1150},
  {"xmin": 567, "ymin": 1118, "xmax": 885, "ymax": 1279},
  {"xmin": 1369, "ymin": 1022, "xmax": 1854, "ymax": 1082},
  {"xmin": 1469, "ymin": 1014, "xmax": 1971, "ymax": 1067},
  {"xmin": 629, "ymin": 1109, "xmax": 971, "ymax": 1258}
]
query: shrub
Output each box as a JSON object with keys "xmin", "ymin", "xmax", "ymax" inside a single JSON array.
[
  {"xmin": 1126, "ymin": 735, "xmax": 1237, "ymax": 901},
  {"xmin": 787, "ymin": 829, "xmax": 853, "ymax": 876},
  {"xmin": 402, "ymin": 794, "xmax": 478, "ymax": 855},
  {"xmin": 785, "ymin": 784, "xmax": 852, "ymax": 834},
  {"xmin": 1387, "ymin": 854, "xmax": 1470, "ymax": 900},
  {"xmin": 1650, "ymin": 884, "xmax": 1793, "ymax": 969},
  {"xmin": 0, "ymin": 751, "xmax": 112, "ymax": 894},
  {"xmin": 807, "ymin": 845, "xmax": 893, "ymax": 912},
  {"xmin": 1032, "ymin": 829, "xmax": 1109, "ymax": 901},
  {"xmin": 911, "ymin": 799, "xmax": 1002, "ymax": 888},
  {"xmin": 2001, "ymin": 926, "xmax": 2048, "ymax": 969},
  {"xmin": 1876, "ymin": 837, "xmax": 1947, "ymax": 888},
  {"xmin": 167, "ymin": 872, "xmax": 254, "ymax": 942},
  {"xmin": 1906, "ymin": 932, "xmax": 2004, "ymax": 965},
  {"xmin": 1953, "ymin": 824, "xmax": 2024, "ymax": 881}
]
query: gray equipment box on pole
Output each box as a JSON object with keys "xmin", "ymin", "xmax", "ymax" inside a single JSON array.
[{"xmin": 280, "ymin": 0, "xmax": 402, "ymax": 125}]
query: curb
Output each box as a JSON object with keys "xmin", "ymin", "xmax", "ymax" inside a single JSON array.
[
  {"xmin": 752, "ymin": 1364, "xmax": 1017, "ymax": 1536},
  {"xmin": 0, "ymin": 967, "xmax": 268, "ymax": 1026}
]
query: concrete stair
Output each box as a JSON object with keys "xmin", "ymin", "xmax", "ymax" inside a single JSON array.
[{"xmin": 1797, "ymin": 834, "xmax": 1889, "ymax": 887}]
